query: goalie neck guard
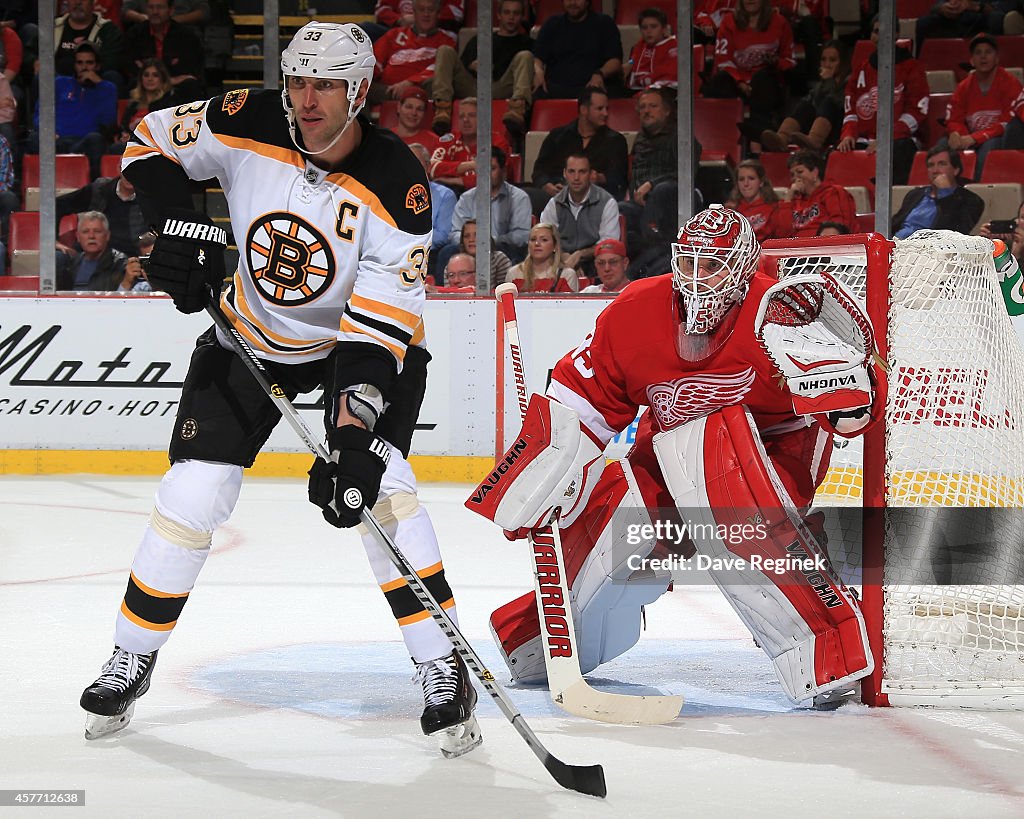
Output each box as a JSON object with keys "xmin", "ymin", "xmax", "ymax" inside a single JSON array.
[
  {"xmin": 280, "ymin": 22, "xmax": 376, "ymax": 156},
  {"xmin": 670, "ymin": 206, "xmax": 760, "ymax": 361}
]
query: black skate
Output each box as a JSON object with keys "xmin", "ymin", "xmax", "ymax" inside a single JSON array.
[
  {"xmin": 414, "ymin": 650, "xmax": 482, "ymax": 758},
  {"xmin": 80, "ymin": 647, "xmax": 158, "ymax": 739}
]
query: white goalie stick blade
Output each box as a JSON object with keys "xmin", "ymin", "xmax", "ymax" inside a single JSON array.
[{"xmin": 530, "ymin": 524, "xmax": 684, "ymax": 726}]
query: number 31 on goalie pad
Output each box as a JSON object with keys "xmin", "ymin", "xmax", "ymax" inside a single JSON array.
[{"xmin": 652, "ymin": 405, "xmax": 872, "ymax": 703}]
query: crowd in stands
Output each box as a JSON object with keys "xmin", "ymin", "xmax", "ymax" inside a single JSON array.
[{"xmin": 6, "ymin": 0, "xmax": 1024, "ymax": 296}]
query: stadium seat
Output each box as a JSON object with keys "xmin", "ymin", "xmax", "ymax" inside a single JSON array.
[
  {"xmin": 523, "ymin": 130, "xmax": 548, "ymax": 182},
  {"xmin": 851, "ymin": 39, "xmax": 874, "ymax": 69},
  {"xmin": 530, "ymin": 99, "xmax": 577, "ymax": 131},
  {"xmin": 0, "ymin": 275, "xmax": 40, "ymax": 291},
  {"xmin": 964, "ymin": 182, "xmax": 1022, "ymax": 231},
  {"xmin": 607, "ymin": 97, "xmax": 640, "ymax": 131},
  {"xmin": 979, "ymin": 150, "xmax": 1024, "ymax": 184},
  {"xmin": 896, "ymin": 0, "xmax": 934, "ymax": 16},
  {"xmin": 532, "ymin": 0, "xmax": 564, "ymax": 25},
  {"xmin": 759, "ymin": 152, "xmax": 793, "ymax": 189},
  {"xmin": 9, "ymin": 212, "xmax": 78, "ymax": 276},
  {"xmin": 925, "ymin": 70, "xmax": 956, "ymax": 93},
  {"xmin": 917, "ymin": 38, "xmax": 972, "ymax": 80},
  {"xmin": 506, "ymin": 152, "xmax": 522, "ymax": 183},
  {"xmin": 614, "ymin": 0, "xmax": 676, "ymax": 27},
  {"xmin": 995, "ymin": 36, "xmax": 1024, "ymax": 70},
  {"xmin": 825, "ymin": 150, "xmax": 877, "ymax": 206},
  {"xmin": 856, "ymin": 213, "xmax": 875, "ymax": 232},
  {"xmin": 693, "ymin": 98, "xmax": 743, "ymax": 165},
  {"xmin": 22, "ymin": 154, "xmax": 90, "ymax": 211},
  {"xmin": 100, "ymin": 154, "xmax": 122, "ymax": 179},
  {"xmin": 908, "ymin": 149, "xmax": 977, "ymax": 185},
  {"xmin": 922, "ymin": 92, "xmax": 951, "ymax": 146},
  {"xmin": 117, "ymin": 98, "xmax": 130, "ymax": 125}
]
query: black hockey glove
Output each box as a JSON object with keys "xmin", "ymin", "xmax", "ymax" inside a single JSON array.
[
  {"xmin": 308, "ymin": 426, "xmax": 391, "ymax": 528},
  {"xmin": 145, "ymin": 209, "xmax": 227, "ymax": 314}
]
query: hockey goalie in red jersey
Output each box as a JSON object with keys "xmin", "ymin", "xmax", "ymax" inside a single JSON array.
[{"xmin": 467, "ymin": 205, "xmax": 887, "ymax": 708}]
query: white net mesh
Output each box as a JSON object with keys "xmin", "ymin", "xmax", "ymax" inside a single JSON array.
[{"xmin": 764, "ymin": 230, "xmax": 1024, "ymax": 705}]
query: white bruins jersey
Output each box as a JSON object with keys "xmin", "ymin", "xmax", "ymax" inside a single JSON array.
[{"xmin": 122, "ymin": 88, "xmax": 432, "ymax": 369}]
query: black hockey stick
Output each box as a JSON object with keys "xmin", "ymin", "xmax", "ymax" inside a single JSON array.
[{"xmin": 203, "ymin": 297, "xmax": 607, "ymax": 799}]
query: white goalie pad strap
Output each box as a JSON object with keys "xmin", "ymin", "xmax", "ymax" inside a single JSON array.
[
  {"xmin": 466, "ymin": 394, "xmax": 604, "ymax": 531},
  {"xmin": 652, "ymin": 405, "xmax": 872, "ymax": 702},
  {"xmin": 755, "ymin": 272, "xmax": 875, "ymax": 416}
]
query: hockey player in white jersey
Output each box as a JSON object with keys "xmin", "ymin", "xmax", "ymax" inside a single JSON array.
[{"xmin": 79, "ymin": 22, "xmax": 481, "ymax": 758}]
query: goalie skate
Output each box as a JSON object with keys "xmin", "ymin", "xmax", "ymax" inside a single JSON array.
[
  {"xmin": 414, "ymin": 650, "xmax": 482, "ymax": 759},
  {"xmin": 80, "ymin": 647, "xmax": 158, "ymax": 739}
]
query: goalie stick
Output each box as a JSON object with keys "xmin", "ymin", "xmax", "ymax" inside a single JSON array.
[
  {"xmin": 495, "ymin": 283, "xmax": 684, "ymax": 725},
  {"xmin": 203, "ymin": 294, "xmax": 607, "ymax": 799}
]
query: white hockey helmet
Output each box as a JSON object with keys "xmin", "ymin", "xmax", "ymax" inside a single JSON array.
[
  {"xmin": 670, "ymin": 205, "xmax": 760, "ymax": 336},
  {"xmin": 280, "ymin": 22, "xmax": 376, "ymax": 152}
]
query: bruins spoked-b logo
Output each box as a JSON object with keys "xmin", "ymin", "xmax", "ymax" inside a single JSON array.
[{"xmin": 246, "ymin": 212, "xmax": 336, "ymax": 305}]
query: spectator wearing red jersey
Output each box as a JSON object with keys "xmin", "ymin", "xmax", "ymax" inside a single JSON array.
[
  {"xmin": 784, "ymin": 149, "xmax": 857, "ymax": 238},
  {"xmin": 946, "ymin": 33, "xmax": 1022, "ymax": 175},
  {"xmin": 727, "ymin": 159, "xmax": 788, "ymax": 241},
  {"xmin": 369, "ymin": 0, "xmax": 457, "ymax": 105},
  {"xmin": 428, "ymin": 97, "xmax": 511, "ymax": 191},
  {"xmin": 371, "ymin": 0, "xmax": 464, "ymax": 37},
  {"xmin": 625, "ymin": 8, "xmax": 680, "ymax": 92},
  {"xmin": 702, "ymin": 0, "xmax": 797, "ymax": 140},
  {"xmin": 694, "ymin": 0, "xmax": 734, "ymax": 43},
  {"xmin": 391, "ymin": 85, "xmax": 440, "ymax": 153},
  {"xmin": 836, "ymin": 19, "xmax": 928, "ymax": 185}
]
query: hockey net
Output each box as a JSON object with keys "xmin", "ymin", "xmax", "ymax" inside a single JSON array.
[{"xmin": 761, "ymin": 230, "xmax": 1024, "ymax": 708}]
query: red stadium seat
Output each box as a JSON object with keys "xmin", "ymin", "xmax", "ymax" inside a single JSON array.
[
  {"xmin": 694, "ymin": 98, "xmax": 743, "ymax": 164},
  {"xmin": 908, "ymin": 149, "xmax": 977, "ymax": 184},
  {"xmin": 607, "ymin": 97, "xmax": 640, "ymax": 131},
  {"xmin": 532, "ymin": 0, "xmax": 564, "ymax": 25},
  {"xmin": 530, "ymin": 98, "xmax": 577, "ymax": 131},
  {"xmin": 917, "ymin": 38, "xmax": 972, "ymax": 80},
  {"xmin": 851, "ymin": 39, "xmax": 874, "ymax": 70},
  {"xmin": 980, "ymin": 150, "xmax": 1024, "ymax": 183},
  {"xmin": 22, "ymin": 154, "xmax": 91, "ymax": 210},
  {"xmin": 0, "ymin": 275, "xmax": 40, "ymax": 291},
  {"xmin": 506, "ymin": 152, "xmax": 522, "ymax": 183},
  {"xmin": 117, "ymin": 98, "xmax": 131, "ymax": 124},
  {"xmin": 995, "ymin": 36, "xmax": 1024, "ymax": 70},
  {"xmin": 100, "ymin": 154, "xmax": 122, "ymax": 178},
  {"xmin": 825, "ymin": 150, "xmax": 877, "ymax": 195},
  {"xmin": 922, "ymin": 91, "xmax": 951, "ymax": 146},
  {"xmin": 895, "ymin": 0, "xmax": 934, "ymax": 17},
  {"xmin": 759, "ymin": 152, "xmax": 794, "ymax": 188},
  {"xmin": 9, "ymin": 211, "xmax": 40, "ymax": 251},
  {"xmin": 614, "ymin": 0, "xmax": 676, "ymax": 27},
  {"xmin": 857, "ymin": 213, "xmax": 875, "ymax": 232}
]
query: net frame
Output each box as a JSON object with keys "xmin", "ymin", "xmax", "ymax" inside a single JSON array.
[{"xmin": 761, "ymin": 231, "xmax": 1024, "ymax": 709}]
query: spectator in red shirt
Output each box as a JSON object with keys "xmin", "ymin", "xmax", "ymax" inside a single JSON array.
[
  {"xmin": 836, "ymin": 18, "xmax": 928, "ymax": 185},
  {"xmin": 369, "ymin": 0, "xmax": 457, "ymax": 105},
  {"xmin": 391, "ymin": 85, "xmax": 440, "ymax": 153},
  {"xmin": 624, "ymin": 8, "xmax": 680, "ymax": 92},
  {"xmin": 429, "ymin": 97, "xmax": 510, "ymax": 191},
  {"xmin": 946, "ymin": 33, "xmax": 1022, "ymax": 176},
  {"xmin": 371, "ymin": 0, "xmax": 464, "ymax": 37},
  {"xmin": 727, "ymin": 159, "xmax": 788, "ymax": 241},
  {"xmin": 702, "ymin": 0, "xmax": 797, "ymax": 139},
  {"xmin": 784, "ymin": 149, "xmax": 857, "ymax": 238}
]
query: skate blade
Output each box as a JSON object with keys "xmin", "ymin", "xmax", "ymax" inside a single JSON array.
[
  {"xmin": 84, "ymin": 703, "xmax": 135, "ymax": 740},
  {"xmin": 811, "ymin": 685, "xmax": 860, "ymax": 711},
  {"xmin": 436, "ymin": 715, "xmax": 483, "ymax": 759}
]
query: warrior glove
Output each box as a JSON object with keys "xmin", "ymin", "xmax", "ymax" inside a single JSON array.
[
  {"xmin": 146, "ymin": 209, "xmax": 228, "ymax": 314},
  {"xmin": 308, "ymin": 426, "xmax": 391, "ymax": 529}
]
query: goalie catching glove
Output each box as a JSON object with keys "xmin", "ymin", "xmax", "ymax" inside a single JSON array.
[
  {"xmin": 465, "ymin": 394, "xmax": 604, "ymax": 537},
  {"xmin": 308, "ymin": 426, "xmax": 391, "ymax": 528},
  {"xmin": 145, "ymin": 209, "xmax": 228, "ymax": 314},
  {"xmin": 755, "ymin": 271, "xmax": 876, "ymax": 425}
]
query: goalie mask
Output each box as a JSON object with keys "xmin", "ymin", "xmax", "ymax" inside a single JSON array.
[
  {"xmin": 670, "ymin": 206, "xmax": 760, "ymax": 361},
  {"xmin": 280, "ymin": 22, "xmax": 376, "ymax": 156}
]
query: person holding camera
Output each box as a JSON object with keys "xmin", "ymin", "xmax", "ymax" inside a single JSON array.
[
  {"xmin": 892, "ymin": 144, "xmax": 984, "ymax": 239},
  {"xmin": 980, "ymin": 199, "xmax": 1024, "ymax": 266}
]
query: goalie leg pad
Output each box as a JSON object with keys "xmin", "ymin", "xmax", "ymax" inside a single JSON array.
[
  {"xmin": 653, "ymin": 406, "xmax": 872, "ymax": 703},
  {"xmin": 490, "ymin": 460, "xmax": 672, "ymax": 683}
]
